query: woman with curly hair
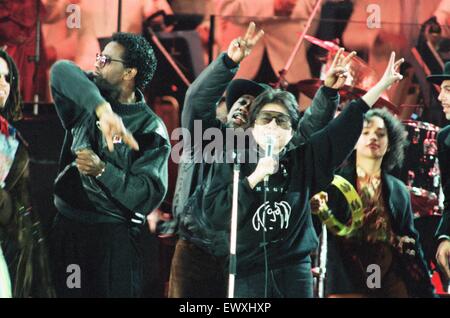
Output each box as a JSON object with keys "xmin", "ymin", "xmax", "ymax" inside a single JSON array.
[
  {"xmin": 312, "ymin": 108, "xmax": 435, "ymax": 297},
  {"xmin": 0, "ymin": 49, "xmax": 54, "ymax": 298}
]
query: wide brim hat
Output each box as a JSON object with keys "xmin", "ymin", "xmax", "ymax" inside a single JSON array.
[{"xmin": 427, "ymin": 61, "xmax": 450, "ymax": 85}]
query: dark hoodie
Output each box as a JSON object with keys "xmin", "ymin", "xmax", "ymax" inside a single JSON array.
[{"xmin": 203, "ymin": 99, "xmax": 370, "ymax": 276}]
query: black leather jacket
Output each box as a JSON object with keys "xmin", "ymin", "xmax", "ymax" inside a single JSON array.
[{"xmin": 50, "ymin": 60, "xmax": 170, "ymax": 224}]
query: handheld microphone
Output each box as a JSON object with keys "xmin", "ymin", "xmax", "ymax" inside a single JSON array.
[{"xmin": 264, "ymin": 135, "xmax": 275, "ymax": 184}]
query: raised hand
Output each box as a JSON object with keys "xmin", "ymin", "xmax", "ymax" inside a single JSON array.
[
  {"xmin": 379, "ymin": 51, "xmax": 404, "ymax": 89},
  {"xmin": 324, "ymin": 48, "xmax": 357, "ymax": 90},
  {"xmin": 227, "ymin": 22, "xmax": 264, "ymax": 64},
  {"xmin": 361, "ymin": 51, "xmax": 404, "ymax": 108}
]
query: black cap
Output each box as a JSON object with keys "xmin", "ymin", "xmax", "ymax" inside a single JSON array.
[
  {"xmin": 427, "ymin": 61, "xmax": 450, "ymax": 85},
  {"xmin": 225, "ymin": 79, "xmax": 270, "ymax": 110}
]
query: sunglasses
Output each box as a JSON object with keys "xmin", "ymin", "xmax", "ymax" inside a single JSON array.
[
  {"xmin": 96, "ymin": 53, "xmax": 126, "ymax": 68},
  {"xmin": 255, "ymin": 111, "xmax": 292, "ymax": 130}
]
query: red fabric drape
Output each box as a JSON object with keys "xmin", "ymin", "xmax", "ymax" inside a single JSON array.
[{"xmin": 0, "ymin": 0, "xmax": 50, "ymax": 102}]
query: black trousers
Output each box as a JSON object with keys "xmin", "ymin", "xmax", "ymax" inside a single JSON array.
[
  {"xmin": 49, "ymin": 213, "xmax": 143, "ymax": 298},
  {"xmin": 235, "ymin": 261, "xmax": 313, "ymax": 298}
]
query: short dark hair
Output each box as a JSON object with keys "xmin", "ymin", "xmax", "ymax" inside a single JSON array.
[
  {"xmin": 364, "ymin": 108, "xmax": 407, "ymax": 171},
  {"xmin": 247, "ymin": 88, "xmax": 300, "ymax": 129},
  {"xmin": 0, "ymin": 50, "xmax": 21, "ymax": 122},
  {"xmin": 111, "ymin": 32, "xmax": 157, "ymax": 89}
]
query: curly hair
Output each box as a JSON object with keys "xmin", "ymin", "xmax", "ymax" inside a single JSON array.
[
  {"xmin": 364, "ymin": 108, "xmax": 407, "ymax": 172},
  {"xmin": 0, "ymin": 49, "xmax": 22, "ymax": 122},
  {"xmin": 111, "ymin": 32, "xmax": 157, "ymax": 89},
  {"xmin": 247, "ymin": 88, "xmax": 300, "ymax": 129}
]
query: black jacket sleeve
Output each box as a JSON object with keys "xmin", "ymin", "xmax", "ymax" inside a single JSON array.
[
  {"xmin": 50, "ymin": 60, "xmax": 106, "ymax": 130},
  {"xmin": 1, "ymin": 143, "xmax": 29, "ymax": 226},
  {"xmin": 307, "ymin": 99, "xmax": 370, "ymax": 195},
  {"xmin": 172, "ymin": 53, "xmax": 239, "ymax": 223},
  {"xmin": 294, "ymin": 86, "xmax": 339, "ymax": 144},
  {"xmin": 181, "ymin": 53, "xmax": 239, "ymax": 131}
]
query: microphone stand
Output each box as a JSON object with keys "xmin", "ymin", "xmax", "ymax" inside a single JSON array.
[
  {"xmin": 208, "ymin": 15, "xmax": 215, "ymax": 65},
  {"xmin": 30, "ymin": 0, "xmax": 42, "ymax": 115},
  {"xmin": 117, "ymin": 0, "xmax": 122, "ymax": 32},
  {"xmin": 318, "ymin": 223, "xmax": 327, "ymax": 298},
  {"xmin": 262, "ymin": 138, "xmax": 274, "ymax": 298},
  {"xmin": 274, "ymin": 0, "xmax": 323, "ymax": 90},
  {"xmin": 228, "ymin": 153, "xmax": 240, "ymax": 298},
  {"xmin": 145, "ymin": 25, "xmax": 191, "ymax": 87}
]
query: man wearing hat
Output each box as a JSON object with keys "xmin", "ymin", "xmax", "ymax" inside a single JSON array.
[
  {"xmin": 166, "ymin": 22, "xmax": 353, "ymax": 298},
  {"xmin": 430, "ymin": 62, "xmax": 450, "ymax": 283}
]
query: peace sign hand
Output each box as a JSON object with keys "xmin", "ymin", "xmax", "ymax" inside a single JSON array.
[
  {"xmin": 379, "ymin": 51, "xmax": 404, "ymax": 89},
  {"xmin": 324, "ymin": 48, "xmax": 357, "ymax": 90},
  {"xmin": 227, "ymin": 22, "xmax": 264, "ymax": 64}
]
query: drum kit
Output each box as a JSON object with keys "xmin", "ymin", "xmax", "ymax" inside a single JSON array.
[{"xmin": 402, "ymin": 120, "xmax": 441, "ymax": 217}]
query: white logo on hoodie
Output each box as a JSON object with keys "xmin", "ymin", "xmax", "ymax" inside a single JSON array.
[{"xmin": 252, "ymin": 201, "xmax": 291, "ymax": 232}]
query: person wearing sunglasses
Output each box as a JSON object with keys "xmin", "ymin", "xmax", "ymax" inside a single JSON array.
[
  {"xmin": 0, "ymin": 49, "xmax": 55, "ymax": 298},
  {"xmin": 166, "ymin": 22, "xmax": 354, "ymax": 298},
  {"xmin": 202, "ymin": 52, "xmax": 404, "ymax": 298},
  {"xmin": 49, "ymin": 33, "xmax": 170, "ymax": 297}
]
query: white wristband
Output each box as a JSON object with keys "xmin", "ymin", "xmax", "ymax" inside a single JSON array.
[{"xmin": 438, "ymin": 235, "xmax": 450, "ymax": 242}]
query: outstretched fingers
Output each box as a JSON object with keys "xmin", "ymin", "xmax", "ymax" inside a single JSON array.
[
  {"xmin": 244, "ymin": 22, "xmax": 256, "ymax": 41},
  {"xmin": 388, "ymin": 51, "xmax": 396, "ymax": 69},
  {"xmin": 394, "ymin": 57, "xmax": 404, "ymax": 72},
  {"xmin": 330, "ymin": 48, "xmax": 344, "ymax": 69},
  {"xmin": 251, "ymin": 29, "xmax": 265, "ymax": 46},
  {"xmin": 341, "ymin": 51, "xmax": 357, "ymax": 66}
]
